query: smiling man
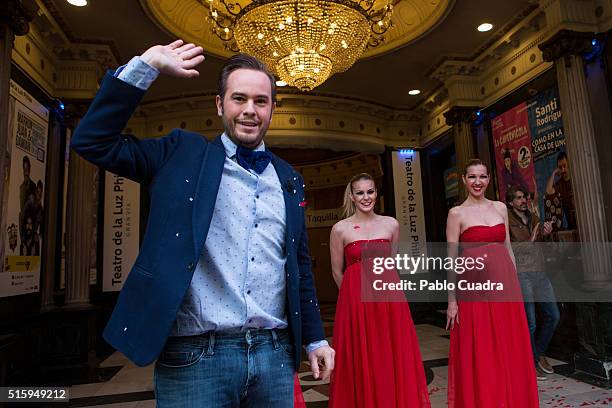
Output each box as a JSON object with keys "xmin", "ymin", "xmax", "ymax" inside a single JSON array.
[{"xmin": 71, "ymin": 40, "xmax": 333, "ymax": 408}]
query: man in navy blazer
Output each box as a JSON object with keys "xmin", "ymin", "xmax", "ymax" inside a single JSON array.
[{"xmin": 71, "ymin": 40, "xmax": 334, "ymax": 407}]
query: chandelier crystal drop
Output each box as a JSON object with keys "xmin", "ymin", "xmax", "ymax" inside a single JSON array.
[{"xmin": 202, "ymin": 0, "xmax": 394, "ymax": 91}]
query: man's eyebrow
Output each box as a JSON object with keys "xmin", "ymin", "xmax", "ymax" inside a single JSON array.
[{"xmin": 230, "ymin": 92, "xmax": 270, "ymax": 100}]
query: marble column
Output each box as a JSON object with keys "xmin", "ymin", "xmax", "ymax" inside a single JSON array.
[
  {"xmin": 444, "ymin": 106, "xmax": 479, "ymax": 201},
  {"xmin": 39, "ymin": 116, "xmax": 64, "ymax": 312},
  {"xmin": 540, "ymin": 30, "xmax": 611, "ymax": 287},
  {"xmin": 64, "ymin": 107, "xmax": 96, "ymax": 308},
  {"xmin": 540, "ymin": 29, "xmax": 612, "ymax": 384}
]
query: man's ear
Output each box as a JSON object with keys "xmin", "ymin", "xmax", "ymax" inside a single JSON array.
[{"xmin": 216, "ymin": 95, "xmax": 223, "ymax": 117}]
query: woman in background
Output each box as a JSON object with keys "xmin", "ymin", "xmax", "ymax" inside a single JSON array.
[
  {"xmin": 446, "ymin": 159, "xmax": 538, "ymax": 407},
  {"xmin": 328, "ymin": 173, "xmax": 430, "ymax": 408}
]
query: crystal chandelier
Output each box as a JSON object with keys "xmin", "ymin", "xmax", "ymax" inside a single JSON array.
[{"xmin": 202, "ymin": 0, "xmax": 394, "ymax": 91}]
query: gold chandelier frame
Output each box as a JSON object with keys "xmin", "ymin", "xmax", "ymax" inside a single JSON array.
[{"xmin": 200, "ymin": 0, "xmax": 394, "ymax": 90}]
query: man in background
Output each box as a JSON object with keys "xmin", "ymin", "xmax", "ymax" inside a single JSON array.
[{"xmin": 507, "ymin": 185, "xmax": 560, "ymax": 381}]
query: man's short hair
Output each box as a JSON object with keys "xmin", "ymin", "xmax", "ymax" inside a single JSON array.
[
  {"xmin": 557, "ymin": 151, "xmax": 568, "ymax": 163},
  {"xmin": 218, "ymin": 53, "xmax": 276, "ymax": 102},
  {"xmin": 506, "ymin": 185, "xmax": 527, "ymax": 205},
  {"xmin": 22, "ymin": 155, "xmax": 30, "ymax": 168}
]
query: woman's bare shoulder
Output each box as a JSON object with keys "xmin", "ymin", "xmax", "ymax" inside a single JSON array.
[
  {"xmin": 332, "ymin": 218, "xmax": 351, "ymax": 233},
  {"xmin": 492, "ymin": 200, "xmax": 508, "ymax": 213},
  {"xmin": 378, "ymin": 215, "xmax": 399, "ymax": 227},
  {"xmin": 448, "ymin": 204, "xmax": 465, "ymax": 218}
]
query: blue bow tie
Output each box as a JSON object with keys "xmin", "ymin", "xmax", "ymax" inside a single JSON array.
[{"xmin": 235, "ymin": 146, "xmax": 272, "ymax": 174}]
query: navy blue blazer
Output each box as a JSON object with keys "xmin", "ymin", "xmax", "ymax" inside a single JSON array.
[{"xmin": 71, "ymin": 73, "xmax": 325, "ymax": 367}]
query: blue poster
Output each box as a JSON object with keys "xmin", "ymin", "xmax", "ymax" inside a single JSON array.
[{"xmin": 526, "ymin": 87, "xmax": 573, "ymax": 231}]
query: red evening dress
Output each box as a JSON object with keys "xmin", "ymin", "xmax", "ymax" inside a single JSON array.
[
  {"xmin": 328, "ymin": 239, "xmax": 431, "ymax": 407},
  {"xmin": 294, "ymin": 373, "xmax": 306, "ymax": 408},
  {"xmin": 447, "ymin": 224, "xmax": 539, "ymax": 407}
]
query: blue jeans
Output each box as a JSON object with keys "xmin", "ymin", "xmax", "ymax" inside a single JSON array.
[
  {"xmin": 154, "ymin": 329, "xmax": 295, "ymax": 408},
  {"xmin": 518, "ymin": 272, "xmax": 560, "ymax": 365}
]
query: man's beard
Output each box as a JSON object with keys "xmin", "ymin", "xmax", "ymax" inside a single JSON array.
[
  {"xmin": 514, "ymin": 205, "xmax": 528, "ymax": 214},
  {"xmin": 223, "ymin": 118, "xmax": 266, "ymax": 148}
]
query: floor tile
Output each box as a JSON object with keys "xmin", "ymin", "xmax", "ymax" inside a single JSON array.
[{"xmin": 62, "ymin": 306, "xmax": 610, "ymax": 407}]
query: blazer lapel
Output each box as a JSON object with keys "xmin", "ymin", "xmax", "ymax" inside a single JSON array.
[
  {"xmin": 192, "ymin": 136, "xmax": 226, "ymax": 257},
  {"xmin": 271, "ymin": 154, "xmax": 301, "ymax": 255}
]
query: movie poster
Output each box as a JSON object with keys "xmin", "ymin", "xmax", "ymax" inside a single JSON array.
[
  {"xmin": 526, "ymin": 88, "xmax": 571, "ymax": 232},
  {"xmin": 493, "ymin": 87, "xmax": 575, "ymax": 237},
  {"xmin": 1, "ymin": 80, "xmax": 49, "ymax": 297},
  {"xmin": 492, "ymin": 101, "xmax": 536, "ymax": 205}
]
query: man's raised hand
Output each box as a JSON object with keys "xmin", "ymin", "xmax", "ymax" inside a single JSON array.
[{"xmin": 140, "ymin": 40, "xmax": 205, "ymax": 78}]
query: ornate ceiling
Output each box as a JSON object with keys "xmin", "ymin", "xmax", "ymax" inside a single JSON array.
[
  {"xmin": 40, "ymin": 0, "xmax": 535, "ymax": 108},
  {"xmin": 140, "ymin": 0, "xmax": 454, "ymax": 60}
]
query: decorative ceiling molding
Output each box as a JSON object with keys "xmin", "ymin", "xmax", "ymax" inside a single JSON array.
[
  {"xmin": 598, "ymin": 0, "xmax": 612, "ymax": 32},
  {"xmin": 14, "ymin": 0, "xmax": 596, "ymax": 153},
  {"xmin": 416, "ymin": 3, "xmax": 551, "ymax": 143},
  {"xmin": 0, "ymin": 0, "xmax": 34, "ymax": 36},
  {"xmin": 429, "ymin": 60, "xmax": 484, "ymax": 83},
  {"xmin": 40, "ymin": 0, "xmax": 122, "ymax": 64},
  {"xmin": 296, "ymin": 153, "xmax": 383, "ymax": 190},
  {"xmin": 540, "ymin": 0, "xmax": 599, "ymax": 35},
  {"xmin": 136, "ymin": 88, "xmax": 425, "ymax": 121},
  {"xmin": 417, "ymin": 0, "xmax": 607, "ymax": 147},
  {"xmin": 419, "ymin": 98, "xmax": 451, "ymax": 147},
  {"xmin": 126, "ymin": 92, "xmax": 420, "ymax": 152},
  {"xmin": 139, "ymin": 0, "xmax": 454, "ymax": 61},
  {"xmin": 425, "ymin": 2, "xmax": 538, "ymax": 77},
  {"xmin": 9, "ymin": 1, "xmax": 119, "ymax": 98}
]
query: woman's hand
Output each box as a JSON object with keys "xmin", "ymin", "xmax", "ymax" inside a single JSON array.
[{"xmin": 446, "ymin": 300, "xmax": 459, "ymax": 330}]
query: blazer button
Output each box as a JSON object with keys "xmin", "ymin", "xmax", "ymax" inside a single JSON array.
[{"xmin": 187, "ymin": 262, "xmax": 194, "ymax": 271}]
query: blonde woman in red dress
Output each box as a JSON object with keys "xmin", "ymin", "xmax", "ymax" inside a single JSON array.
[
  {"xmin": 446, "ymin": 159, "xmax": 539, "ymax": 407},
  {"xmin": 328, "ymin": 173, "xmax": 430, "ymax": 408}
]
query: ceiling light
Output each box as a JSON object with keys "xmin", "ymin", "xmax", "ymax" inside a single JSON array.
[
  {"xmin": 408, "ymin": 89, "xmax": 421, "ymax": 95},
  {"xmin": 206, "ymin": 0, "xmax": 394, "ymax": 91},
  {"xmin": 477, "ymin": 23, "xmax": 493, "ymax": 32},
  {"xmin": 67, "ymin": 0, "xmax": 88, "ymax": 6},
  {"xmin": 276, "ymin": 80, "xmax": 288, "ymax": 87}
]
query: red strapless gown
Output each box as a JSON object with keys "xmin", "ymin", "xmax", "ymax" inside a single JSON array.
[
  {"xmin": 294, "ymin": 373, "xmax": 305, "ymax": 408},
  {"xmin": 448, "ymin": 224, "xmax": 539, "ymax": 407},
  {"xmin": 329, "ymin": 239, "xmax": 431, "ymax": 408}
]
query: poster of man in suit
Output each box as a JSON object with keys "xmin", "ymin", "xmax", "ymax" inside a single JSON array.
[{"xmin": 1, "ymin": 80, "xmax": 48, "ymax": 298}]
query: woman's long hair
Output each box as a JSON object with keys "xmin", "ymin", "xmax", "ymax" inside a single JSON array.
[{"xmin": 342, "ymin": 173, "xmax": 375, "ymax": 219}]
